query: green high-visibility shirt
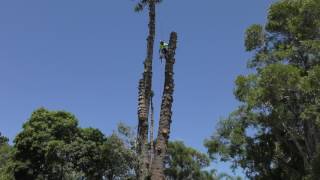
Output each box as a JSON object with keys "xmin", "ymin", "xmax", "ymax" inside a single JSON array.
[{"xmin": 160, "ymin": 43, "xmax": 168, "ymax": 50}]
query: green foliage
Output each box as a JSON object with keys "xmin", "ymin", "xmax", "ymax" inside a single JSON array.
[
  {"xmin": 0, "ymin": 133, "xmax": 14, "ymax": 180},
  {"xmin": 12, "ymin": 108, "xmax": 79, "ymax": 179},
  {"xmin": 245, "ymin": 24, "xmax": 264, "ymax": 51},
  {"xmin": 206, "ymin": 0, "xmax": 320, "ymax": 179},
  {"xmin": 69, "ymin": 126, "xmax": 137, "ymax": 179},
  {"xmin": 7, "ymin": 108, "xmax": 137, "ymax": 180},
  {"xmin": 164, "ymin": 141, "xmax": 214, "ymax": 180},
  {"xmin": 245, "ymin": 0, "xmax": 320, "ymax": 69},
  {"xmin": 2, "ymin": 109, "xmax": 243, "ymax": 180},
  {"xmin": 266, "ymin": 0, "xmax": 320, "ymax": 40},
  {"xmin": 102, "ymin": 133, "xmax": 137, "ymax": 179},
  {"xmin": 0, "ymin": 143, "xmax": 10, "ymax": 171},
  {"xmin": 0, "ymin": 133, "xmax": 8, "ymax": 146},
  {"xmin": 68, "ymin": 127, "xmax": 106, "ymax": 179}
]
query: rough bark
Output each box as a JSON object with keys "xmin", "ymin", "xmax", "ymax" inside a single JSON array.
[
  {"xmin": 137, "ymin": 1, "xmax": 156, "ymax": 179},
  {"xmin": 149, "ymin": 93, "xmax": 155, "ymax": 171},
  {"xmin": 151, "ymin": 32, "xmax": 178, "ymax": 180},
  {"xmin": 137, "ymin": 78, "xmax": 148, "ymax": 180}
]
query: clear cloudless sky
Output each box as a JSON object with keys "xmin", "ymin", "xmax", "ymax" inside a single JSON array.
[{"xmin": 0, "ymin": 0, "xmax": 275, "ymax": 177}]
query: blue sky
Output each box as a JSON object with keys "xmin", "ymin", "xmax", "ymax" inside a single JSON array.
[{"xmin": 0, "ymin": 0, "xmax": 275, "ymax": 177}]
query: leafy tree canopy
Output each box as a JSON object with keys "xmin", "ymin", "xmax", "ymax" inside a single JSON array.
[
  {"xmin": 0, "ymin": 133, "xmax": 12, "ymax": 180},
  {"xmin": 164, "ymin": 141, "xmax": 213, "ymax": 180},
  {"xmin": 5, "ymin": 108, "xmax": 137, "ymax": 180},
  {"xmin": 1, "ymin": 108, "xmax": 241, "ymax": 180},
  {"xmin": 205, "ymin": 0, "xmax": 320, "ymax": 179}
]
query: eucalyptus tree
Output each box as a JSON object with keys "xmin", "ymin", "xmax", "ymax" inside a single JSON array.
[{"xmin": 205, "ymin": 0, "xmax": 320, "ymax": 179}]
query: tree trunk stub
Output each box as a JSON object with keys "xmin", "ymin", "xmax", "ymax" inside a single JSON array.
[
  {"xmin": 151, "ymin": 32, "xmax": 178, "ymax": 180},
  {"xmin": 137, "ymin": 1, "xmax": 156, "ymax": 180}
]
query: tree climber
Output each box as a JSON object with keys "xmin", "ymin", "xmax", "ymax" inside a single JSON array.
[{"xmin": 159, "ymin": 40, "xmax": 169, "ymax": 63}]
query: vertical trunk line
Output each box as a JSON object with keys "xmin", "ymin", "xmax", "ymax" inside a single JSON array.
[
  {"xmin": 151, "ymin": 32, "xmax": 178, "ymax": 180},
  {"xmin": 149, "ymin": 93, "xmax": 155, "ymax": 171},
  {"xmin": 137, "ymin": 1, "xmax": 156, "ymax": 179}
]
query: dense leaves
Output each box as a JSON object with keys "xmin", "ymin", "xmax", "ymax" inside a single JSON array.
[
  {"xmin": 0, "ymin": 133, "xmax": 12, "ymax": 180},
  {"xmin": 164, "ymin": 141, "xmax": 242, "ymax": 180},
  {"xmin": 1, "ymin": 109, "xmax": 239, "ymax": 180},
  {"xmin": 164, "ymin": 141, "xmax": 212, "ymax": 180},
  {"xmin": 0, "ymin": 133, "xmax": 8, "ymax": 146},
  {"xmin": 0, "ymin": 108, "xmax": 137, "ymax": 180},
  {"xmin": 205, "ymin": 0, "xmax": 320, "ymax": 179},
  {"xmin": 245, "ymin": 24, "xmax": 264, "ymax": 51},
  {"xmin": 12, "ymin": 108, "xmax": 79, "ymax": 180}
]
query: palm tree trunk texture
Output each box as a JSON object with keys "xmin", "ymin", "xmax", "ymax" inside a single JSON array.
[
  {"xmin": 137, "ymin": 1, "xmax": 156, "ymax": 179},
  {"xmin": 149, "ymin": 93, "xmax": 155, "ymax": 171},
  {"xmin": 151, "ymin": 32, "xmax": 178, "ymax": 180}
]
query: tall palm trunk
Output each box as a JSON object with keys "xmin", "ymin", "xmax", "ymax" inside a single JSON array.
[
  {"xmin": 137, "ymin": 1, "xmax": 156, "ymax": 179},
  {"xmin": 151, "ymin": 32, "xmax": 178, "ymax": 180},
  {"xmin": 149, "ymin": 92, "xmax": 155, "ymax": 171}
]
